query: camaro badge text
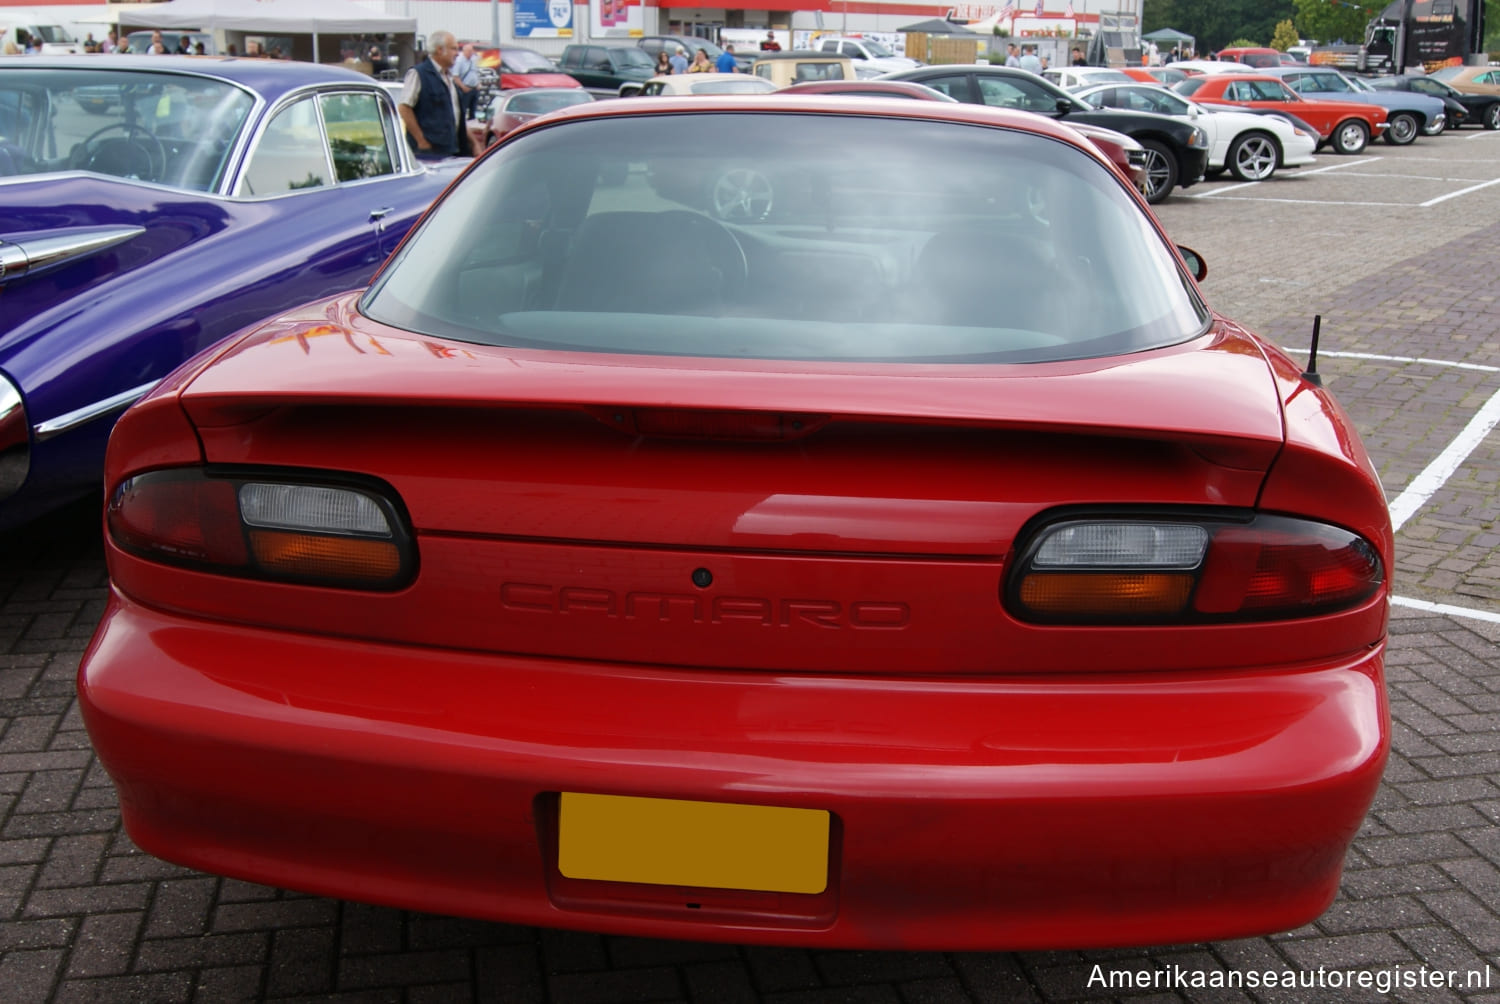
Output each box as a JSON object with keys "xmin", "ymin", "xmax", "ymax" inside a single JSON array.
[{"xmin": 500, "ymin": 583, "xmax": 911, "ymax": 630}]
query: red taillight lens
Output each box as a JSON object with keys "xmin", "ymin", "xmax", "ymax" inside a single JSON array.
[
  {"xmin": 107, "ymin": 471, "xmax": 248, "ymax": 567},
  {"xmin": 107, "ymin": 468, "xmax": 414, "ymax": 590},
  {"xmin": 1193, "ymin": 520, "xmax": 1383, "ymax": 617},
  {"xmin": 1008, "ymin": 514, "xmax": 1383, "ymax": 624}
]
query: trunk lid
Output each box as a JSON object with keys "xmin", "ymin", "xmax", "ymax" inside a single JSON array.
[{"xmin": 164, "ymin": 296, "xmax": 1288, "ymax": 673}]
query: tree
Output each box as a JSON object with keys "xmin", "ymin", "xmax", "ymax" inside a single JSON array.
[
  {"xmin": 1291, "ymin": 0, "xmax": 1370, "ymax": 45},
  {"xmin": 1272, "ymin": 18, "xmax": 1301, "ymax": 50},
  {"xmin": 1144, "ymin": 0, "xmax": 1297, "ymax": 54}
]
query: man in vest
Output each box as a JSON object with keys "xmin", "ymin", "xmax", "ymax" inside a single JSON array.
[{"xmin": 398, "ymin": 30, "xmax": 467, "ymax": 159}]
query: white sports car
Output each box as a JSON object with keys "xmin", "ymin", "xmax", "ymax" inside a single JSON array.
[{"xmin": 1074, "ymin": 82, "xmax": 1317, "ymax": 183}]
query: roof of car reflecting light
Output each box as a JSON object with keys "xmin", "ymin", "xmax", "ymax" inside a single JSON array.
[
  {"xmin": 496, "ymin": 93, "xmax": 1107, "ymax": 155},
  {"xmin": 2, "ymin": 55, "xmax": 382, "ymax": 102}
]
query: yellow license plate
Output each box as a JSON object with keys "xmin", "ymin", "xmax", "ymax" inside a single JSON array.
[{"xmin": 557, "ymin": 792, "xmax": 830, "ymax": 895}]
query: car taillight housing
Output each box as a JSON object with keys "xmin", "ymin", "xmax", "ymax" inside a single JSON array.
[
  {"xmin": 107, "ymin": 468, "xmax": 415, "ymax": 590},
  {"xmin": 1007, "ymin": 512, "xmax": 1383, "ymax": 623}
]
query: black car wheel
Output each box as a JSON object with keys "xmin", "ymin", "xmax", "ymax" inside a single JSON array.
[
  {"xmin": 1331, "ymin": 119, "xmax": 1369, "ymax": 154},
  {"xmin": 1485, "ymin": 103, "xmax": 1500, "ymax": 130},
  {"xmin": 1139, "ymin": 139, "xmax": 1177, "ymax": 204},
  {"xmin": 1226, "ymin": 132, "xmax": 1278, "ymax": 182},
  {"xmin": 1383, "ymin": 112, "xmax": 1419, "ymax": 145}
]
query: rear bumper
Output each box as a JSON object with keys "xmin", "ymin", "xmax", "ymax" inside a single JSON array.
[{"xmin": 81, "ymin": 591, "xmax": 1388, "ymax": 950}]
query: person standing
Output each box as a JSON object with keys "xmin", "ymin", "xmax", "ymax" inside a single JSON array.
[
  {"xmin": 1004, "ymin": 43, "xmax": 1020, "ymax": 67},
  {"xmin": 715, "ymin": 43, "xmax": 737, "ymax": 73},
  {"xmin": 760, "ymin": 31, "xmax": 780, "ymax": 51},
  {"xmin": 398, "ymin": 31, "xmax": 466, "ymax": 159},
  {"xmin": 654, "ymin": 50, "xmax": 671, "ymax": 76},
  {"xmin": 1018, "ymin": 43, "xmax": 1041, "ymax": 72},
  {"xmin": 688, "ymin": 48, "xmax": 712, "ymax": 73},
  {"xmin": 452, "ymin": 42, "xmax": 480, "ymax": 123},
  {"xmin": 668, "ymin": 45, "xmax": 688, "ymax": 74},
  {"xmin": 1070, "ymin": 46, "xmax": 1086, "ymax": 66}
]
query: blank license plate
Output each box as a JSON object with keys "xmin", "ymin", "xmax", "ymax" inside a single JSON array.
[{"xmin": 557, "ymin": 792, "xmax": 830, "ymax": 895}]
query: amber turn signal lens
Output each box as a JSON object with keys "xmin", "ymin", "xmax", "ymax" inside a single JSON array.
[
  {"xmin": 248, "ymin": 530, "xmax": 403, "ymax": 584},
  {"xmin": 1018, "ymin": 573, "xmax": 1195, "ymax": 616}
]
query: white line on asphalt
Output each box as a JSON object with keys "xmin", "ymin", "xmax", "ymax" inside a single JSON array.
[
  {"xmin": 1421, "ymin": 177, "xmax": 1500, "ymax": 206},
  {"xmin": 1314, "ymin": 350, "xmax": 1500, "ymax": 374},
  {"xmin": 1466, "ymin": 130, "xmax": 1500, "ymax": 141},
  {"xmin": 1392, "ymin": 596, "xmax": 1500, "ymax": 624},
  {"xmin": 1295, "ymin": 156, "xmax": 1383, "ymax": 175},
  {"xmin": 1191, "ymin": 157, "xmax": 1381, "ymax": 198},
  {"xmin": 1190, "ymin": 196, "xmax": 1412, "ymax": 206},
  {"xmin": 1397, "ymin": 153, "xmax": 1500, "ymax": 160},
  {"xmin": 1332, "ymin": 171, "xmax": 1494, "ymax": 182},
  {"xmin": 1188, "ymin": 181, "xmax": 1260, "ymax": 198},
  {"xmin": 1387, "ymin": 384, "xmax": 1500, "ymax": 532}
]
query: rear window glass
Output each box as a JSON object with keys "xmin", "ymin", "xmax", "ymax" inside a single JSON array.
[{"xmin": 362, "ymin": 112, "xmax": 1208, "ymax": 365}]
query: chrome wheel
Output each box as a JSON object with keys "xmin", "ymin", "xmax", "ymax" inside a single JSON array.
[
  {"xmin": 1384, "ymin": 112, "xmax": 1418, "ymax": 145},
  {"xmin": 1332, "ymin": 119, "xmax": 1369, "ymax": 155},
  {"xmin": 1140, "ymin": 141, "xmax": 1176, "ymax": 204},
  {"xmin": 1227, "ymin": 133, "xmax": 1278, "ymax": 182},
  {"xmin": 1485, "ymin": 103, "xmax": 1500, "ymax": 130}
]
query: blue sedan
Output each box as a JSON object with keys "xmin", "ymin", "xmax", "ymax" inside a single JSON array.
[{"xmin": 0, "ymin": 56, "xmax": 460, "ymax": 529}]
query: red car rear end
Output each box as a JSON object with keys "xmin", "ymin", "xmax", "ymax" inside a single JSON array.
[{"xmin": 80, "ymin": 97, "xmax": 1390, "ymax": 951}]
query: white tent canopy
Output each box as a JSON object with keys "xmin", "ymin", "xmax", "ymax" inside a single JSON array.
[
  {"xmin": 122, "ymin": 0, "xmax": 415, "ymax": 35},
  {"xmin": 120, "ymin": 0, "xmax": 416, "ymax": 64}
]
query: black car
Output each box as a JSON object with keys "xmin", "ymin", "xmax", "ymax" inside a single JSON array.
[
  {"xmin": 880, "ymin": 65, "xmax": 1209, "ymax": 204},
  {"xmin": 1369, "ymin": 74, "xmax": 1497, "ymax": 131}
]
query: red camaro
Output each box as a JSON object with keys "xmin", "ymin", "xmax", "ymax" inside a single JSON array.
[
  {"xmin": 80, "ymin": 96, "xmax": 1391, "ymax": 951},
  {"xmin": 1176, "ymin": 73, "xmax": 1388, "ymax": 154}
]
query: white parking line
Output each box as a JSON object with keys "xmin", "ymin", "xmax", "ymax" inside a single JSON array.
[
  {"xmin": 1392, "ymin": 596, "xmax": 1500, "ymax": 623},
  {"xmin": 1466, "ymin": 130, "xmax": 1500, "ymax": 141},
  {"xmin": 1296, "ymin": 156, "xmax": 1383, "ymax": 176},
  {"xmin": 1333, "ymin": 171, "xmax": 1495, "ymax": 182},
  {"xmin": 1387, "ymin": 385, "xmax": 1500, "ymax": 532},
  {"xmin": 1421, "ymin": 177, "xmax": 1500, "ymax": 206},
  {"xmin": 1193, "ymin": 196, "xmax": 1412, "ymax": 206},
  {"xmin": 1315, "ymin": 350, "xmax": 1500, "ymax": 374}
]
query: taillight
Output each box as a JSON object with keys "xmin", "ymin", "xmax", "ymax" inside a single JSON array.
[
  {"xmin": 1007, "ymin": 513, "xmax": 1383, "ymax": 623},
  {"xmin": 107, "ymin": 468, "xmax": 415, "ymax": 590}
]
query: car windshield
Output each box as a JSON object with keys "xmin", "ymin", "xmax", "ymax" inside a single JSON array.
[
  {"xmin": 690, "ymin": 79, "xmax": 778, "ymax": 94},
  {"xmin": 0, "ymin": 67, "xmax": 254, "ymax": 191},
  {"xmin": 33, "ymin": 25, "xmax": 76, "ymax": 44},
  {"xmin": 506, "ymin": 91, "xmax": 592, "ymax": 115},
  {"xmin": 862, "ymin": 40, "xmax": 896, "ymax": 57},
  {"xmin": 1429, "ymin": 66, "xmax": 1461, "ymax": 81},
  {"xmin": 502, "ymin": 49, "xmax": 556, "ymax": 73},
  {"xmin": 363, "ymin": 112, "xmax": 1208, "ymax": 365},
  {"xmin": 1085, "ymin": 70, "xmax": 1135, "ymax": 83}
]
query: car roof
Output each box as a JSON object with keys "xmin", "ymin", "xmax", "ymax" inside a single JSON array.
[
  {"xmin": 751, "ymin": 51, "xmax": 849, "ymax": 61},
  {"xmin": 5, "ymin": 54, "xmax": 376, "ymax": 100},
  {"xmin": 512, "ymin": 92, "xmax": 1103, "ymax": 153}
]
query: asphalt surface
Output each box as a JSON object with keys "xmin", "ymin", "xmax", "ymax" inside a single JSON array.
[{"xmin": 3, "ymin": 133, "xmax": 1500, "ymax": 1003}]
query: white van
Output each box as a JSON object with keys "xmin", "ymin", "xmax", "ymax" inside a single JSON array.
[{"xmin": 0, "ymin": 11, "xmax": 80, "ymax": 54}]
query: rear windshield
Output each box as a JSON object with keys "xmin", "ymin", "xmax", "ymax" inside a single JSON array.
[{"xmin": 363, "ymin": 112, "xmax": 1209, "ymax": 364}]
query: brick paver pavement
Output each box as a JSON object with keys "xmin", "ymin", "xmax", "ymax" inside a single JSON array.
[{"xmin": 3, "ymin": 138, "xmax": 1500, "ymax": 1002}]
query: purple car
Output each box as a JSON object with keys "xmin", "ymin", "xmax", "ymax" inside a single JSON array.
[{"xmin": 0, "ymin": 56, "xmax": 460, "ymax": 529}]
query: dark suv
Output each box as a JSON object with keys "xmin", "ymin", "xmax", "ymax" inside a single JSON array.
[{"xmin": 558, "ymin": 44, "xmax": 656, "ymax": 97}]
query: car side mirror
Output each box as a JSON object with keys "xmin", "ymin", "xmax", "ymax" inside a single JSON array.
[
  {"xmin": 1056, "ymin": 98, "xmax": 1074, "ymax": 115},
  {"xmin": 1178, "ymin": 245, "xmax": 1208, "ymax": 282}
]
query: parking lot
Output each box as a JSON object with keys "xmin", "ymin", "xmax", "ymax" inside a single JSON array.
[{"xmin": 3, "ymin": 133, "xmax": 1500, "ymax": 1003}]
